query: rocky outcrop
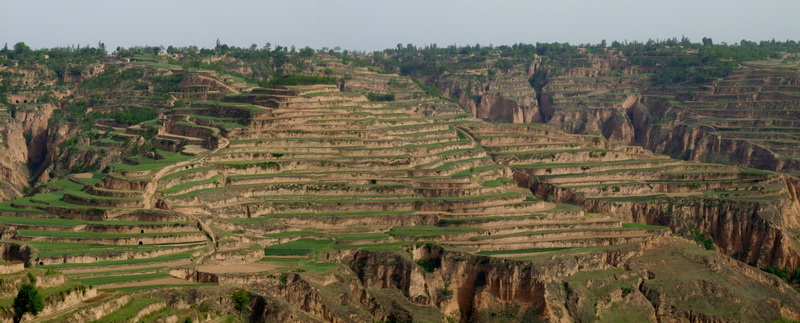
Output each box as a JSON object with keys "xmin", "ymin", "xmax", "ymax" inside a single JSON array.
[
  {"xmin": 14, "ymin": 103, "xmax": 56, "ymax": 166},
  {"xmin": 19, "ymin": 286, "xmax": 95, "ymax": 322},
  {"xmin": 180, "ymin": 72, "xmax": 241, "ymax": 94},
  {"xmin": 430, "ymin": 59, "xmax": 543, "ymax": 124},
  {"xmin": 522, "ymin": 170, "xmax": 800, "ymax": 271},
  {"xmin": 0, "ymin": 121, "xmax": 28, "ymax": 200},
  {"xmin": 0, "ymin": 242, "xmax": 36, "ymax": 267},
  {"xmin": 644, "ymin": 122, "xmax": 784, "ymax": 169},
  {"xmin": 337, "ymin": 237, "xmax": 800, "ymax": 322},
  {"xmin": 546, "ymin": 107, "xmax": 635, "ymax": 144},
  {"xmin": 197, "ymin": 269, "xmax": 377, "ymax": 323},
  {"xmin": 475, "ymin": 92, "xmax": 540, "ymax": 123},
  {"xmin": 55, "ymin": 294, "xmax": 131, "ymax": 323}
]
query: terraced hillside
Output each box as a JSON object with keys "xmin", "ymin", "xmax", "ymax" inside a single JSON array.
[
  {"xmin": 382, "ymin": 45, "xmax": 800, "ymax": 177},
  {"xmin": 472, "ymin": 122, "xmax": 800, "ymax": 268},
  {"xmin": 646, "ymin": 61, "xmax": 800, "ymax": 173},
  {"xmin": 534, "ymin": 54, "xmax": 800, "ymax": 174},
  {"xmin": 536, "ymin": 51, "xmax": 654, "ymax": 144},
  {"xmin": 0, "ymin": 63, "xmax": 67, "ymax": 201},
  {"xmin": 2, "ymin": 47, "xmax": 800, "ymax": 322}
]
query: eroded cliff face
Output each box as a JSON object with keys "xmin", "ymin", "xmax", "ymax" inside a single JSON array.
[
  {"xmin": 546, "ymin": 107, "xmax": 635, "ymax": 144},
  {"xmin": 535, "ymin": 56, "xmax": 800, "ymax": 173},
  {"xmin": 476, "ymin": 92, "xmax": 540, "ymax": 124},
  {"xmin": 431, "ymin": 58, "xmax": 543, "ymax": 124},
  {"xmin": 14, "ymin": 103, "xmax": 56, "ymax": 165},
  {"xmin": 424, "ymin": 52, "xmax": 800, "ymax": 174},
  {"xmin": 521, "ymin": 172, "xmax": 800, "ymax": 271},
  {"xmin": 0, "ymin": 63, "xmax": 67, "ymax": 199},
  {"xmin": 0, "ymin": 121, "xmax": 28, "ymax": 200},
  {"xmin": 0, "ymin": 102, "xmax": 57, "ymax": 199},
  {"xmin": 644, "ymin": 122, "xmax": 783, "ymax": 169},
  {"xmin": 332, "ymin": 238, "xmax": 800, "ymax": 322}
]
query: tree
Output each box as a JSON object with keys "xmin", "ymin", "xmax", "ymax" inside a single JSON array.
[
  {"xmin": 298, "ymin": 46, "xmax": 314, "ymax": 57},
  {"xmin": 702, "ymin": 37, "xmax": 713, "ymax": 46},
  {"xmin": 13, "ymin": 42, "xmax": 31, "ymax": 54},
  {"xmin": 13, "ymin": 283, "xmax": 45, "ymax": 323},
  {"xmin": 231, "ymin": 288, "xmax": 250, "ymax": 313}
]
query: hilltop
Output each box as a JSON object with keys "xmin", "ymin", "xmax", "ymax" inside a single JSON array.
[{"xmin": 0, "ymin": 40, "xmax": 799, "ymax": 322}]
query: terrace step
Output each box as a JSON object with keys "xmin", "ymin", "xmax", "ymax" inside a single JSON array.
[
  {"xmin": 37, "ymin": 242, "xmax": 207, "ymax": 265},
  {"xmin": 440, "ymin": 216, "xmax": 620, "ymax": 230},
  {"xmin": 16, "ymin": 231, "xmax": 208, "ymax": 246},
  {"xmin": 446, "ymin": 230, "xmax": 664, "ymax": 251}
]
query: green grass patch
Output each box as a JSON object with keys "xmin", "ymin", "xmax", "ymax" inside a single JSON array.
[
  {"xmin": 237, "ymin": 210, "xmax": 415, "ymax": 221},
  {"xmin": 263, "ymin": 230, "xmax": 327, "ymax": 238},
  {"xmin": 332, "ymin": 233, "xmax": 391, "ymax": 241},
  {"xmin": 40, "ymin": 249, "xmax": 199, "ymax": 269},
  {"xmin": 64, "ymin": 266, "xmax": 167, "ymax": 277},
  {"xmin": 387, "ymin": 225, "xmax": 480, "ymax": 237},
  {"xmin": 17, "ymin": 229, "xmax": 197, "ymax": 239},
  {"xmin": 0, "ymin": 201, "xmax": 47, "ymax": 213},
  {"xmin": 93, "ymin": 297, "xmax": 163, "ymax": 323},
  {"xmin": 482, "ymin": 177, "xmax": 515, "ymax": 188},
  {"xmin": 74, "ymin": 272, "xmax": 171, "ymax": 286},
  {"xmin": 621, "ymin": 223, "xmax": 669, "ymax": 230},
  {"xmin": 331, "ymin": 241, "xmax": 414, "ymax": 251},
  {"xmin": 106, "ymin": 283, "xmax": 217, "ymax": 294},
  {"xmin": 159, "ymin": 175, "xmax": 220, "ymax": 194},
  {"xmin": 587, "ymin": 195, "xmax": 669, "ymax": 202},
  {"xmin": 297, "ymin": 261, "xmax": 339, "ymax": 274},
  {"xmin": 110, "ymin": 150, "xmax": 194, "ymax": 172},
  {"xmin": 264, "ymin": 239, "xmax": 333, "ymax": 256},
  {"xmin": 451, "ymin": 164, "xmax": 504, "ymax": 178},
  {"xmin": 264, "ymin": 75, "xmax": 337, "ymax": 86},
  {"xmin": 476, "ymin": 247, "xmax": 571, "ymax": 255}
]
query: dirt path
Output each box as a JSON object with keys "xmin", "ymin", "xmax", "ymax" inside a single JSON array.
[
  {"xmin": 197, "ymin": 263, "xmax": 280, "ymax": 274},
  {"xmin": 142, "ymin": 117, "xmax": 229, "ymax": 209},
  {"xmin": 103, "ymin": 277, "xmax": 194, "ymax": 289},
  {"xmin": 73, "ymin": 173, "xmax": 93, "ymax": 179}
]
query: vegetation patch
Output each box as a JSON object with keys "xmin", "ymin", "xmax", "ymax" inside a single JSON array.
[
  {"xmin": 621, "ymin": 223, "xmax": 669, "ymax": 230},
  {"xmin": 476, "ymin": 247, "xmax": 572, "ymax": 255},
  {"xmin": 263, "ymin": 75, "xmax": 337, "ymax": 86},
  {"xmin": 264, "ymin": 239, "xmax": 333, "ymax": 256}
]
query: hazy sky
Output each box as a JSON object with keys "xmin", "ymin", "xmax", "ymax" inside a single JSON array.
[{"xmin": 2, "ymin": 0, "xmax": 799, "ymax": 52}]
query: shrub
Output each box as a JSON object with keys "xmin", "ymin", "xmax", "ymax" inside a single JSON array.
[
  {"xmin": 764, "ymin": 266, "xmax": 789, "ymax": 281},
  {"xmin": 231, "ymin": 289, "xmax": 250, "ymax": 313},
  {"xmin": 101, "ymin": 107, "xmax": 158, "ymax": 126},
  {"xmin": 44, "ymin": 268, "xmax": 61, "ymax": 276},
  {"xmin": 436, "ymin": 288, "xmax": 453, "ymax": 301},
  {"xmin": 13, "ymin": 283, "xmax": 45, "ymax": 322},
  {"xmin": 620, "ymin": 286, "xmax": 634, "ymax": 297},
  {"xmin": 692, "ymin": 226, "xmax": 715, "ymax": 250},
  {"xmin": 416, "ymin": 259, "xmax": 433, "ymax": 272},
  {"xmin": 366, "ymin": 92, "xmax": 395, "ymax": 102}
]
